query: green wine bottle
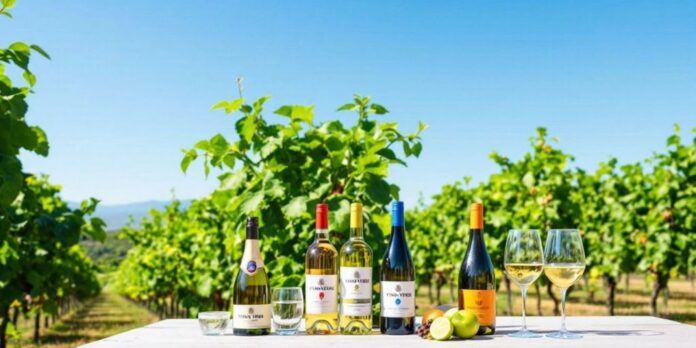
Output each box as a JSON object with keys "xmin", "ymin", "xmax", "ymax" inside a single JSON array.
[{"xmin": 233, "ymin": 217, "xmax": 271, "ymax": 336}]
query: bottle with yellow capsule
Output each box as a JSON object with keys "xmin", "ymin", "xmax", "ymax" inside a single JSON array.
[{"xmin": 338, "ymin": 203, "xmax": 373, "ymax": 334}]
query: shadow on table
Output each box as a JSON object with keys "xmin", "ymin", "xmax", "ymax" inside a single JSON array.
[{"xmin": 494, "ymin": 325, "xmax": 664, "ymax": 337}]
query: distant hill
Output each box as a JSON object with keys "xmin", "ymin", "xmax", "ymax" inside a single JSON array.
[{"xmin": 72, "ymin": 200, "xmax": 192, "ymax": 231}]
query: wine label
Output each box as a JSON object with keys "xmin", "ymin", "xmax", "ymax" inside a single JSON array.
[
  {"xmin": 459, "ymin": 289, "xmax": 496, "ymax": 326},
  {"xmin": 240, "ymin": 240, "xmax": 264, "ymax": 275},
  {"xmin": 305, "ymin": 274, "xmax": 338, "ymax": 314},
  {"xmin": 233, "ymin": 304, "xmax": 271, "ymax": 329},
  {"xmin": 340, "ymin": 267, "xmax": 372, "ymax": 316},
  {"xmin": 340, "ymin": 267, "xmax": 372, "ymax": 299},
  {"xmin": 380, "ymin": 281, "xmax": 415, "ymax": 318}
]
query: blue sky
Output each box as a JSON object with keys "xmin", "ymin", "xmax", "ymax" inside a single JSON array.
[{"xmin": 6, "ymin": 1, "xmax": 696, "ymax": 205}]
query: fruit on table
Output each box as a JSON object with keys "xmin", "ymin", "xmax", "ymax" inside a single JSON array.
[
  {"xmin": 450, "ymin": 309, "xmax": 479, "ymax": 339},
  {"xmin": 429, "ymin": 317, "xmax": 453, "ymax": 341},
  {"xmin": 416, "ymin": 321, "xmax": 431, "ymax": 339},
  {"xmin": 422, "ymin": 308, "xmax": 445, "ymax": 325},
  {"xmin": 443, "ymin": 307, "xmax": 458, "ymax": 319}
]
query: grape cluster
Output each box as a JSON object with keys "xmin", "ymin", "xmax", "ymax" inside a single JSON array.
[{"xmin": 416, "ymin": 322, "xmax": 431, "ymax": 339}]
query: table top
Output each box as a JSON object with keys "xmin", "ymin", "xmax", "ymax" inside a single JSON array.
[{"xmin": 83, "ymin": 316, "xmax": 696, "ymax": 348}]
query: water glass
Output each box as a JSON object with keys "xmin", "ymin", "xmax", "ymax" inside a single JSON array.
[
  {"xmin": 272, "ymin": 287, "xmax": 303, "ymax": 335},
  {"xmin": 198, "ymin": 311, "xmax": 230, "ymax": 335}
]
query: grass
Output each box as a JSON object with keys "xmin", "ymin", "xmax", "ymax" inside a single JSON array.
[
  {"xmin": 415, "ymin": 275, "xmax": 696, "ymax": 325},
  {"xmin": 14, "ymin": 291, "xmax": 157, "ymax": 348}
]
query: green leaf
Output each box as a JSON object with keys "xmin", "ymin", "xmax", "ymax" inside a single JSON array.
[
  {"xmin": 30, "ymin": 45, "xmax": 50, "ymax": 59},
  {"xmin": 31, "ymin": 126, "xmax": 49, "ymax": 156},
  {"xmin": 274, "ymin": 105, "xmax": 314, "ymax": 125},
  {"xmin": 240, "ymin": 191, "xmax": 264, "ymax": 214},
  {"xmin": 365, "ymin": 176, "xmax": 391, "ymax": 205},
  {"xmin": 336, "ymin": 103, "xmax": 356, "ymax": 112},
  {"xmin": 283, "ymin": 196, "xmax": 309, "ymax": 219},
  {"xmin": 411, "ymin": 142, "xmax": 423, "ymax": 157},
  {"xmin": 9, "ymin": 41, "xmax": 29, "ymax": 53},
  {"xmin": 211, "ymin": 98, "xmax": 244, "ymax": 114},
  {"xmin": 370, "ymin": 103, "xmax": 388, "ymax": 115},
  {"xmin": 240, "ymin": 115, "xmax": 257, "ymax": 143},
  {"xmin": 180, "ymin": 149, "xmax": 198, "ymax": 173}
]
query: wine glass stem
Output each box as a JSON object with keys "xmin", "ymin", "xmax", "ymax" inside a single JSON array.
[
  {"xmin": 521, "ymin": 286, "xmax": 528, "ymax": 331},
  {"xmin": 560, "ymin": 287, "xmax": 568, "ymax": 333}
]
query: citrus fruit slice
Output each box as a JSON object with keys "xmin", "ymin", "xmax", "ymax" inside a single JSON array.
[{"xmin": 429, "ymin": 317, "xmax": 453, "ymax": 341}]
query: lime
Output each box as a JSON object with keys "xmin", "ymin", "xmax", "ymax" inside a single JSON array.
[
  {"xmin": 429, "ymin": 317, "xmax": 453, "ymax": 341},
  {"xmin": 451, "ymin": 309, "xmax": 479, "ymax": 339},
  {"xmin": 444, "ymin": 307, "xmax": 458, "ymax": 319}
]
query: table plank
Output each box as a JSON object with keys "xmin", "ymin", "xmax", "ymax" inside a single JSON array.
[{"xmin": 83, "ymin": 316, "xmax": 696, "ymax": 348}]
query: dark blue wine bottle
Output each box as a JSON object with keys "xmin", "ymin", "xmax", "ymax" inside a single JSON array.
[{"xmin": 379, "ymin": 201, "xmax": 415, "ymax": 334}]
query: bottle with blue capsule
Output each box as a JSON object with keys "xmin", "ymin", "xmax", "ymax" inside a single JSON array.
[{"xmin": 379, "ymin": 201, "xmax": 415, "ymax": 334}]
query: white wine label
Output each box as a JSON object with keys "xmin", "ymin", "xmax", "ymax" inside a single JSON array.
[
  {"xmin": 240, "ymin": 240, "xmax": 264, "ymax": 275},
  {"xmin": 340, "ymin": 267, "xmax": 372, "ymax": 300},
  {"xmin": 380, "ymin": 281, "xmax": 415, "ymax": 318},
  {"xmin": 233, "ymin": 304, "xmax": 271, "ymax": 329},
  {"xmin": 305, "ymin": 274, "xmax": 338, "ymax": 314}
]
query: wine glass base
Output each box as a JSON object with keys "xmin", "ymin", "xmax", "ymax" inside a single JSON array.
[
  {"xmin": 508, "ymin": 329, "xmax": 542, "ymax": 338},
  {"xmin": 547, "ymin": 330, "xmax": 582, "ymax": 339}
]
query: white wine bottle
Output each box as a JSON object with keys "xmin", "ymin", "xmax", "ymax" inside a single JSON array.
[
  {"xmin": 380, "ymin": 201, "xmax": 415, "ymax": 335},
  {"xmin": 233, "ymin": 217, "xmax": 271, "ymax": 336},
  {"xmin": 458, "ymin": 203, "xmax": 496, "ymax": 335},
  {"xmin": 305, "ymin": 203, "xmax": 338, "ymax": 334},
  {"xmin": 339, "ymin": 203, "xmax": 373, "ymax": 335}
]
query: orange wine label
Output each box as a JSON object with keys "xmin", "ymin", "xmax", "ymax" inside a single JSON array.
[{"xmin": 459, "ymin": 289, "xmax": 496, "ymax": 326}]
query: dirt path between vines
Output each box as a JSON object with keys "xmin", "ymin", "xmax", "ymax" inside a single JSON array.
[{"xmin": 18, "ymin": 291, "xmax": 157, "ymax": 348}]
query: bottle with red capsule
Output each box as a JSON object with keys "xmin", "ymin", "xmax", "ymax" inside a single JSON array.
[{"xmin": 305, "ymin": 203, "xmax": 339, "ymax": 334}]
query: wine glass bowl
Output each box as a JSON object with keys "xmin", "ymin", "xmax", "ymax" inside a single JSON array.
[
  {"xmin": 543, "ymin": 229, "xmax": 586, "ymax": 339},
  {"xmin": 503, "ymin": 229, "xmax": 544, "ymax": 338}
]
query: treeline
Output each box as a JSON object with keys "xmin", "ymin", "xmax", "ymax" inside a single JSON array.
[
  {"xmin": 408, "ymin": 126, "xmax": 695, "ymax": 317},
  {"xmin": 0, "ymin": 2, "xmax": 105, "ymax": 347}
]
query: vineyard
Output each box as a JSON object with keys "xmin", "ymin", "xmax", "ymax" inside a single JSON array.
[
  {"xmin": 114, "ymin": 90, "xmax": 694, "ymax": 322},
  {"xmin": 0, "ymin": 2, "xmax": 106, "ymax": 347},
  {"xmin": 1, "ymin": 0, "xmax": 695, "ymax": 346}
]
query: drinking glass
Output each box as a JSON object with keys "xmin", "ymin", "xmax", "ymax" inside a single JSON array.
[
  {"xmin": 271, "ymin": 287, "xmax": 303, "ymax": 335},
  {"xmin": 504, "ymin": 229, "xmax": 544, "ymax": 338},
  {"xmin": 544, "ymin": 229, "xmax": 586, "ymax": 339}
]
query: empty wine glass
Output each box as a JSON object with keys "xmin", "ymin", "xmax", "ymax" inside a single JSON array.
[
  {"xmin": 544, "ymin": 229, "xmax": 586, "ymax": 339},
  {"xmin": 272, "ymin": 287, "xmax": 303, "ymax": 335},
  {"xmin": 504, "ymin": 229, "xmax": 544, "ymax": 338}
]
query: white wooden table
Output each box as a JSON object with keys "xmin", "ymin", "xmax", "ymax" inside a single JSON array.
[{"xmin": 84, "ymin": 316, "xmax": 696, "ymax": 348}]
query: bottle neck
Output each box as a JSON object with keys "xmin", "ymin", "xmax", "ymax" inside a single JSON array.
[
  {"xmin": 315, "ymin": 228, "xmax": 330, "ymax": 241},
  {"xmin": 390, "ymin": 225, "xmax": 406, "ymax": 243},
  {"xmin": 468, "ymin": 227, "xmax": 486, "ymax": 246},
  {"xmin": 349, "ymin": 226, "xmax": 364, "ymax": 240}
]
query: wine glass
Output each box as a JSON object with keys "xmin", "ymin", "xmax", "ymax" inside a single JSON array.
[
  {"xmin": 504, "ymin": 229, "xmax": 544, "ymax": 338},
  {"xmin": 271, "ymin": 287, "xmax": 304, "ymax": 335},
  {"xmin": 543, "ymin": 229, "xmax": 586, "ymax": 339}
]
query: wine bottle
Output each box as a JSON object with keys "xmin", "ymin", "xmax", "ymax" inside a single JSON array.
[
  {"xmin": 305, "ymin": 203, "xmax": 339, "ymax": 334},
  {"xmin": 458, "ymin": 203, "xmax": 496, "ymax": 335},
  {"xmin": 380, "ymin": 201, "xmax": 415, "ymax": 335},
  {"xmin": 233, "ymin": 217, "xmax": 271, "ymax": 336},
  {"xmin": 339, "ymin": 203, "xmax": 373, "ymax": 335}
]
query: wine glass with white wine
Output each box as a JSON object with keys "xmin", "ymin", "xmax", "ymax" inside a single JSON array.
[
  {"xmin": 504, "ymin": 229, "xmax": 544, "ymax": 338},
  {"xmin": 544, "ymin": 229, "xmax": 586, "ymax": 339}
]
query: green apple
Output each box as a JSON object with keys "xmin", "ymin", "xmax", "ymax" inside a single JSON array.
[
  {"xmin": 444, "ymin": 307, "xmax": 459, "ymax": 319},
  {"xmin": 450, "ymin": 309, "xmax": 479, "ymax": 339}
]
